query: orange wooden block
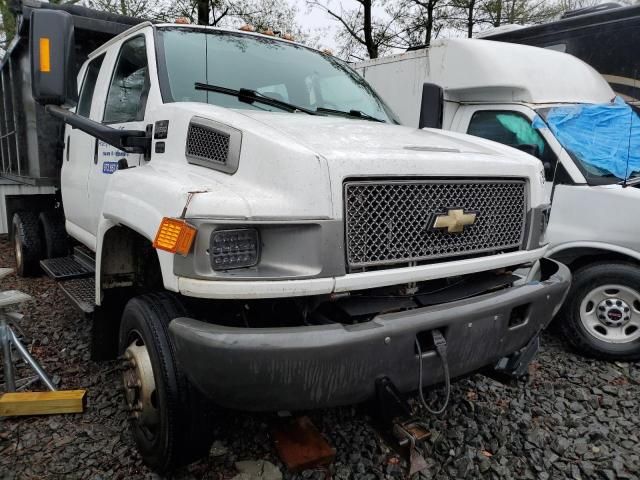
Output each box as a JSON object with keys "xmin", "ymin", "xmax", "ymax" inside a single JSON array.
[
  {"xmin": 0, "ymin": 390, "xmax": 86, "ymax": 416},
  {"xmin": 272, "ymin": 416, "xmax": 336, "ymax": 472}
]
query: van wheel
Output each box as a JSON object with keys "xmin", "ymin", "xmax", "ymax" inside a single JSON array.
[
  {"xmin": 118, "ymin": 292, "xmax": 213, "ymax": 472},
  {"xmin": 560, "ymin": 262, "xmax": 640, "ymax": 361},
  {"xmin": 39, "ymin": 210, "xmax": 68, "ymax": 258},
  {"xmin": 12, "ymin": 212, "xmax": 43, "ymax": 277}
]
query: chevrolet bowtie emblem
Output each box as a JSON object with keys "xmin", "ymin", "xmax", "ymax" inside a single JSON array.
[{"xmin": 432, "ymin": 209, "xmax": 477, "ymax": 233}]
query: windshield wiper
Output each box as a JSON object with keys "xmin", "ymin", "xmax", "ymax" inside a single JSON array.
[
  {"xmin": 316, "ymin": 107, "xmax": 385, "ymax": 122},
  {"xmin": 619, "ymin": 176, "xmax": 640, "ymax": 187},
  {"xmin": 194, "ymin": 82, "xmax": 319, "ymax": 115}
]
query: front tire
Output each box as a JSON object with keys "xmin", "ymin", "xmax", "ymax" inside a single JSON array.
[
  {"xmin": 559, "ymin": 262, "xmax": 640, "ymax": 361},
  {"xmin": 12, "ymin": 211, "xmax": 43, "ymax": 277},
  {"xmin": 118, "ymin": 292, "xmax": 213, "ymax": 472}
]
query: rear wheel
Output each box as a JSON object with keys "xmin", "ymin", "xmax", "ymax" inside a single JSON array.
[
  {"xmin": 118, "ymin": 292, "xmax": 213, "ymax": 472},
  {"xmin": 12, "ymin": 211, "xmax": 43, "ymax": 277},
  {"xmin": 39, "ymin": 210, "xmax": 69, "ymax": 259},
  {"xmin": 560, "ymin": 262, "xmax": 640, "ymax": 361}
]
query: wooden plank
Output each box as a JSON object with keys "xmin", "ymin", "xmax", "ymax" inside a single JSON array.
[
  {"xmin": 0, "ymin": 390, "xmax": 86, "ymax": 416},
  {"xmin": 272, "ymin": 416, "xmax": 336, "ymax": 472}
]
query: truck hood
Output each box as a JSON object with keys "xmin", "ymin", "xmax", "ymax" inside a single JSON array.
[
  {"xmin": 237, "ymin": 110, "xmax": 536, "ymax": 164},
  {"xmin": 138, "ymin": 104, "xmax": 545, "ymax": 220}
]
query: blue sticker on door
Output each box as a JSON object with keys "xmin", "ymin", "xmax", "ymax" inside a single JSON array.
[{"xmin": 103, "ymin": 162, "xmax": 118, "ymax": 174}]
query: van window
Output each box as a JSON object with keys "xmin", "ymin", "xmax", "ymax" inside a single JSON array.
[
  {"xmin": 77, "ymin": 55, "xmax": 104, "ymax": 118},
  {"xmin": 468, "ymin": 110, "xmax": 558, "ymax": 181},
  {"xmin": 104, "ymin": 36, "xmax": 150, "ymax": 123}
]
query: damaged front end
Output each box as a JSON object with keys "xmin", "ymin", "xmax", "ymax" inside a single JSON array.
[{"xmin": 169, "ymin": 258, "xmax": 570, "ymax": 411}]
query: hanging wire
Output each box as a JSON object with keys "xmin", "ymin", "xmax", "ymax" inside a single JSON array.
[{"xmin": 415, "ymin": 331, "xmax": 451, "ymax": 415}]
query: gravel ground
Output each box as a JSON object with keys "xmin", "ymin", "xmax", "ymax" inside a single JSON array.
[{"xmin": 0, "ymin": 235, "xmax": 639, "ymax": 480}]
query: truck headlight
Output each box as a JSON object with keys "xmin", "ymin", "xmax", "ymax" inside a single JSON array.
[{"xmin": 210, "ymin": 228, "xmax": 260, "ymax": 270}]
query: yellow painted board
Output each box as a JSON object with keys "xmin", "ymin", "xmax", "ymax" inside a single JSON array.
[{"xmin": 0, "ymin": 390, "xmax": 86, "ymax": 416}]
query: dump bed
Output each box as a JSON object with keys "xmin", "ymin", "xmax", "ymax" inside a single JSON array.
[{"xmin": 0, "ymin": 0, "xmax": 143, "ymax": 186}]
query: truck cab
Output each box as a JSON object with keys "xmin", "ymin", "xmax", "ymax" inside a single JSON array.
[
  {"xmin": 357, "ymin": 38, "xmax": 640, "ymax": 361},
  {"xmin": 8, "ymin": 9, "xmax": 570, "ymax": 472}
]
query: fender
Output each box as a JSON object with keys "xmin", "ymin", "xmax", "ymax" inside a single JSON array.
[
  {"xmin": 547, "ymin": 241, "xmax": 640, "ymax": 263},
  {"xmin": 95, "ymin": 217, "xmax": 178, "ymax": 306}
]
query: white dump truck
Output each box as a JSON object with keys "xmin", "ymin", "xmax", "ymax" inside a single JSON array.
[
  {"xmin": 356, "ymin": 38, "xmax": 640, "ymax": 361},
  {"xmin": 1, "ymin": 2, "xmax": 570, "ymax": 471}
]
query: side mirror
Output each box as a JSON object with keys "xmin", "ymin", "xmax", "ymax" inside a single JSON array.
[
  {"xmin": 418, "ymin": 83, "xmax": 444, "ymax": 129},
  {"xmin": 514, "ymin": 144, "xmax": 540, "ymax": 158},
  {"xmin": 30, "ymin": 10, "xmax": 77, "ymax": 106}
]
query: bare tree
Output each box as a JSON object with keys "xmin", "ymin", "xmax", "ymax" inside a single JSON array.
[
  {"xmin": 170, "ymin": 0, "xmax": 302, "ymax": 33},
  {"xmin": 555, "ymin": 0, "xmax": 600, "ymax": 11},
  {"xmin": 308, "ymin": 0, "xmax": 405, "ymax": 60},
  {"xmin": 394, "ymin": 0, "xmax": 446, "ymax": 47},
  {"xmin": 491, "ymin": 0, "xmax": 562, "ymax": 26},
  {"xmin": 445, "ymin": 0, "xmax": 565, "ymax": 38},
  {"xmin": 167, "ymin": 0, "xmax": 233, "ymax": 24},
  {"xmin": 447, "ymin": 0, "xmax": 482, "ymax": 37},
  {"xmin": 87, "ymin": 0, "xmax": 153, "ymax": 18}
]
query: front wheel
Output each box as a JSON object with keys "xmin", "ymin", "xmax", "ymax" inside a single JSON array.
[
  {"xmin": 559, "ymin": 262, "xmax": 640, "ymax": 361},
  {"xmin": 118, "ymin": 292, "xmax": 213, "ymax": 472}
]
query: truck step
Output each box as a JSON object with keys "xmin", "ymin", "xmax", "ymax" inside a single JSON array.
[
  {"xmin": 72, "ymin": 245, "xmax": 96, "ymax": 271},
  {"xmin": 58, "ymin": 277, "xmax": 95, "ymax": 314},
  {"xmin": 40, "ymin": 256, "xmax": 94, "ymax": 280}
]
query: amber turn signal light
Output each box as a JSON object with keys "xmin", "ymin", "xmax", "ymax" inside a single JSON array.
[
  {"xmin": 153, "ymin": 217, "xmax": 197, "ymax": 256},
  {"xmin": 39, "ymin": 37, "xmax": 51, "ymax": 73}
]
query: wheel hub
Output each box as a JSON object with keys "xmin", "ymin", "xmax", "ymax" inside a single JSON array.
[
  {"xmin": 596, "ymin": 298, "xmax": 631, "ymax": 328},
  {"xmin": 580, "ymin": 284, "xmax": 640, "ymax": 344},
  {"xmin": 121, "ymin": 340, "xmax": 159, "ymax": 428}
]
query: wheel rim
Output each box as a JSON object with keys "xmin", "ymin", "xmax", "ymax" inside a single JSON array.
[
  {"xmin": 121, "ymin": 334, "xmax": 160, "ymax": 438},
  {"xmin": 579, "ymin": 284, "xmax": 640, "ymax": 344},
  {"xmin": 13, "ymin": 230, "xmax": 23, "ymax": 270}
]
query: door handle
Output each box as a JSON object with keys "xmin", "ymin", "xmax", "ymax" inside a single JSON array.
[
  {"xmin": 66, "ymin": 136, "xmax": 70, "ymax": 162},
  {"xmin": 94, "ymin": 139, "xmax": 99, "ymax": 165}
]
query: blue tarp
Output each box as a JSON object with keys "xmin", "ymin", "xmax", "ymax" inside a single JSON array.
[{"xmin": 532, "ymin": 97, "xmax": 640, "ymax": 180}]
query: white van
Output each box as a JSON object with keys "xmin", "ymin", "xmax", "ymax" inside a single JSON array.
[{"xmin": 356, "ymin": 39, "xmax": 640, "ymax": 361}]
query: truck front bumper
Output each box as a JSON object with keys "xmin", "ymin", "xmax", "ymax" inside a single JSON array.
[{"xmin": 169, "ymin": 258, "xmax": 570, "ymax": 411}]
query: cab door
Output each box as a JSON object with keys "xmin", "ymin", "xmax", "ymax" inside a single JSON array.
[
  {"xmin": 456, "ymin": 105, "xmax": 563, "ymax": 203},
  {"xmin": 88, "ymin": 35, "xmax": 151, "ymax": 235},
  {"xmin": 61, "ymin": 54, "xmax": 105, "ymax": 242}
]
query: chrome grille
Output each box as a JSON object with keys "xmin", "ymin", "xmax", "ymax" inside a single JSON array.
[
  {"xmin": 344, "ymin": 179, "xmax": 527, "ymax": 269},
  {"xmin": 186, "ymin": 123, "xmax": 230, "ymax": 165}
]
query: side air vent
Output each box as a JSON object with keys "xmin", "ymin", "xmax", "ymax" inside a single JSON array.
[
  {"xmin": 185, "ymin": 118, "xmax": 242, "ymax": 174},
  {"xmin": 187, "ymin": 124, "xmax": 230, "ymax": 164}
]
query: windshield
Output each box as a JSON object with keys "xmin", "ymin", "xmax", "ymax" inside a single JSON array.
[
  {"xmin": 155, "ymin": 27, "xmax": 397, "ymax": 122},
  {"xmin": 534, "ymin": 97, "xmax": 640, "ymax": 185}
]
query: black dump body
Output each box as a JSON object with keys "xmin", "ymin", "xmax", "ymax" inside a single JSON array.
[
  {"xmin": 0, "ymin": 0, "xmax": 144, "ymax": 185},
  {"xmin": 484, "ymin": 3, "xmax": 640, "ymax": 105}
]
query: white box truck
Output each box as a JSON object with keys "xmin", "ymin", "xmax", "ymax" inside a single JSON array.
[
  {"xmin": 1, "ymin": 3, "xmax": 569, "ymax": 471},
  {"xmin": 356, "ymin": 38, "xmax": 640, "ymax": 361}
]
